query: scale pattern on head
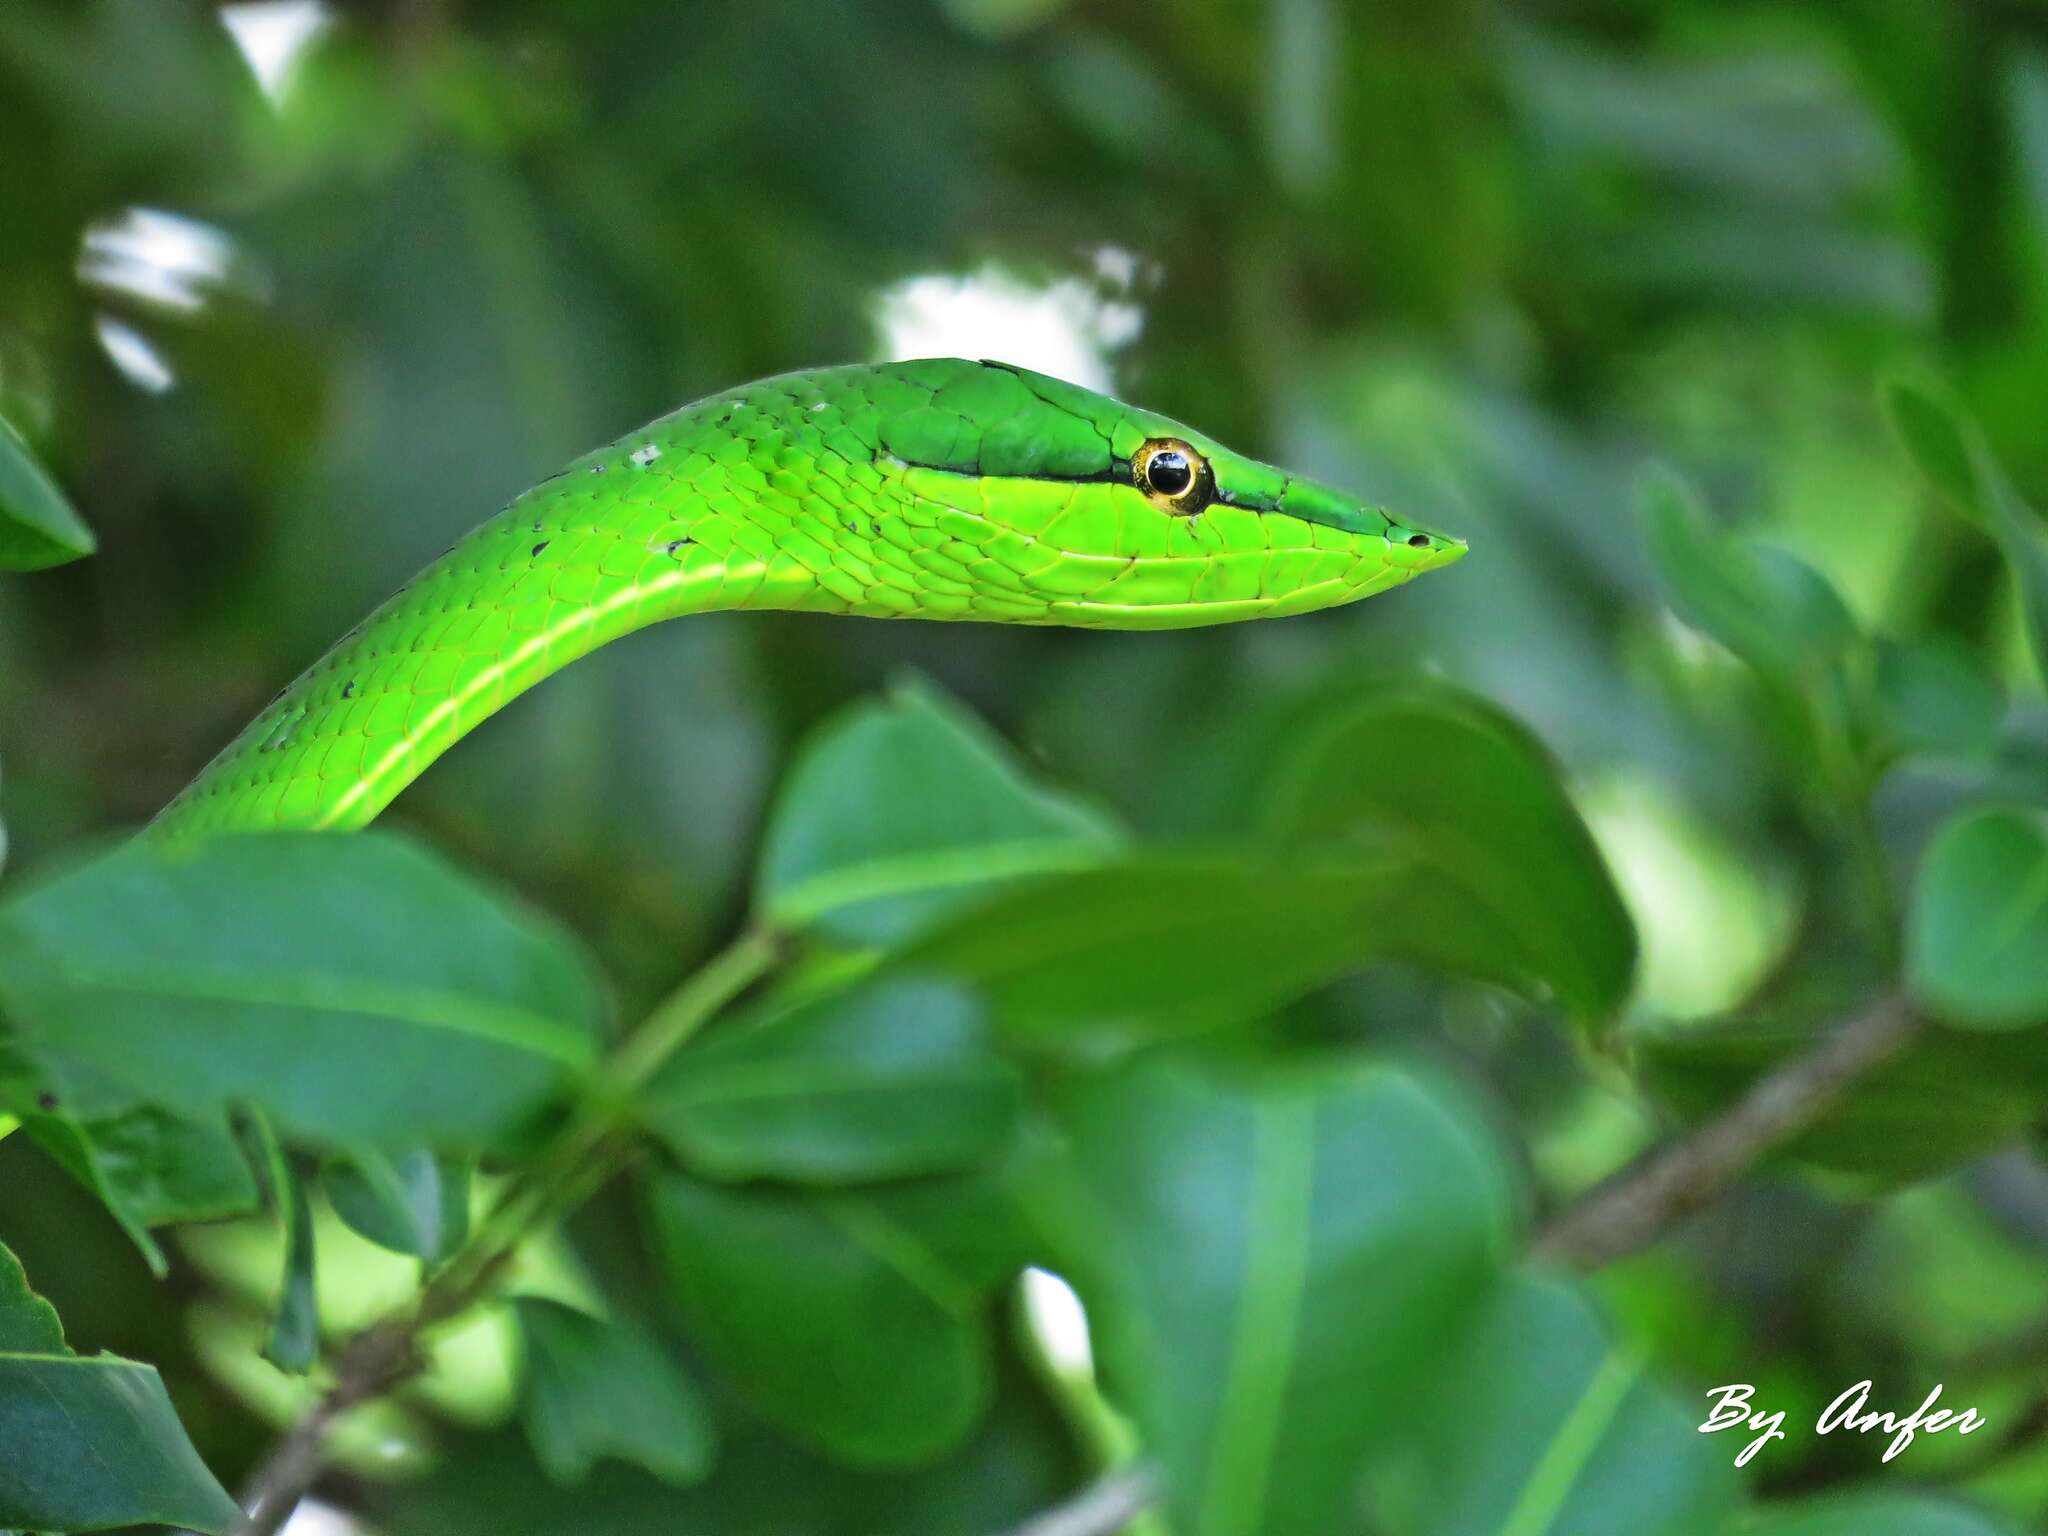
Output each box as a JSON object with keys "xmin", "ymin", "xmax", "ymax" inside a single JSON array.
[{"xmin": 157, "ymin": 358, "xmax": 1464, "ymax": 835}]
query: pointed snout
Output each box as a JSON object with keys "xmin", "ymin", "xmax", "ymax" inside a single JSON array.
[{"xmin": 1273, "ymin": 477, "xmax": 1466, "ymax": 573}]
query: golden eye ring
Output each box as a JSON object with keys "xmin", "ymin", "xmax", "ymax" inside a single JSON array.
[{"xmin": 1132, "ymin": 438, "xmax": 1214, "ymax": 515}]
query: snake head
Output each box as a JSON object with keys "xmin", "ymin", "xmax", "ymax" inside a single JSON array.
[{"xmin": 875, "ymin": 358, "xmax": 1466, "ymax": 629}]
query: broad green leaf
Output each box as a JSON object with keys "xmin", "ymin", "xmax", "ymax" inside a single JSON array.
[
  {"xmin": 0, "ymin": 832, "xmax": 605, "ymax": 1150},
  {"xmin": 1908, "ymin": 807, "xmax": 2048, "ymax": 1031},
  {"xmin": 512, "ymin": 1297, "xmax": 716, "ymax": 1486},
  {"xmin": 893, "ymin": 853, "xmax": 1535, "ymax": 1046},
  {"xmin": 1882, "ymin": 379, "xmax": 2048, "ymax": 679},
  {"xmin": 1366, "ymin": 1273, "xmax": 1737, "ymax": 1536},
  {"xmin": 1046, "ymin": 1058, "xmax": 1515, "ymax": 1536},
  {"xmin": 324, "ymin": 1149, "xmax": 471, "ymax": 1263},
  {"xmin": 1638, "ymin": 468, "xmax": 1857, "ymax": 674},
  {"xmin": 1872, "ymin": 638, "xmax": 2004, "ymax": 761},
  {"xmin": 0, "ymin": 414, "xmax": 94, "ymax": 571},
  {"xmin": 756, "ymin": 679, "xmax": 1120, "ymax": 945},
  {"xmin": 1256, "ymin": 681, "xmax": 1638, "ymax": 1024},
  {"xmin": 1637, "ymin": 1015, "xmax": 2041, "ymax": 1183},
  {"xmin": 645, "ymin": 1164, "xmax": 1034, "ymax": 1466},
  {"xmin": 642, "ymin": 978, "xmax": 1023, "ymax": 1183},
  {"xmin": 0, "ymin": 1241, "xmax": 239, "ymax": 1533},
  {"xmin": 16, "ymin": 1105, "xmax": 259, "ymax": 1274},
  {"xmin": 1735, "ymin": 1492, "xmax": 2020, "ymax": 1536}
]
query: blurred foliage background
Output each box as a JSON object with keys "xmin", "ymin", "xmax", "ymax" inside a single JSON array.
[{"xmin": 5, "ymin": 0, "xmax": 2048, "ymax": 1532}]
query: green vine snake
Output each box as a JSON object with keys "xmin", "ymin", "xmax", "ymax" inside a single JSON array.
[{"xmin": 155, "ymin": 358, "xmax": 1465, "ymax": 837}]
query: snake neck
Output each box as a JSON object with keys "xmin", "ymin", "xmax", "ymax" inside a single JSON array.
[
  {"xmin": 154, "ymin": 515, "xmax": 776, "ymax": 839},
  {"xmin": 154, "ymin": 409, "xmax": 855, "ymax": 838}
]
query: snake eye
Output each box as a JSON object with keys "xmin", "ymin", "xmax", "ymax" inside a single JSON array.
[
  {"xmin": 1147, "ymin": 450, "xmax": 1192, "ymax": 496},
  {"xmin": 1134, "ymin": 438, "xmax": 1213, "ymax": 515}
]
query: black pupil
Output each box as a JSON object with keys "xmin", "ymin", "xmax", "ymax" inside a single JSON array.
[
  {"xmin": 1147, "ymin": 450, "xmax": 1193, "ymax": 497},
  {"xmin": 1408, "ymin": 533, "xmax": 1430, "ymax": 548}
]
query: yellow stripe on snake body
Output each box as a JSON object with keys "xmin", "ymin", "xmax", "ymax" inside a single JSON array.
[{"xmin": 157, "ymin": 358, "xmax": 1464, "ymax": 836}]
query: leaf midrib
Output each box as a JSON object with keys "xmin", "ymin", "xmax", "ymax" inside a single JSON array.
[
  {"xmin": 1496, "ymin": 1346, "xmax": 1644, "ymax": 1536},
  {"xmin": 766, "ymin": 836, "xmax": 1111, "ymax": 928},
  {"xmin": 28, "ymin": 962, "xmax": 594, "ymax": 1065},
  {"xmin": 1199, "ymin": 1096, "xmax": 1315, "ymax": 1536}
]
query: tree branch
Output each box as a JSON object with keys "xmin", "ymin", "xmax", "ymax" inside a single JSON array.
[
  {"xmin": 230, "ymin": 1323, "xmax": 417, "ymax": 1536},
  {"xmin": 1534, "ymin": 994, "xmax": 1922, "ymax": 1270}
]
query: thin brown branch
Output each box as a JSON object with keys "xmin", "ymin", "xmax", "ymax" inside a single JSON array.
[
  {"xmin": 1534, "ymin": 994, "xmax": 1923, "ymax": 1270},
  {"xmin": 229, "ymin": 1236, "xmax": 534, "ymax": 1536},
  {"xmin": 230, "ymin": 1324, "xmax": 418, "ymax": 1536}
]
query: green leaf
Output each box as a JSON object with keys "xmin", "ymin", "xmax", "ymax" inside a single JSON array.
[
  {"xmin": 1256, "ymin": 681, "xmax": 1639, "ymax": 1024},
  {"xmin": 894, "ymin": 853, "xmax": 1536, "ymax": 1046},
  {"xmin": 645, "ymin": 1166, "xmax": 1029, "ymax": 1467},
  {"xmin": 756, "ymin": 679, "xmax": 1120, "ymax": 945},
  {"xmin": 1908, "ymin": 807, "xmax": 2048, "ymax": 1031},
  {"xmin": 324, "ymin": 1149, "xmax": 471, "ymax": 1262},
  {"xmin": 1368, "ymin": 1273, "xmax": 1737, "ymax": 1536},
  {"xmin": 0, "ymin": 1242, "xmax": 64, "ymax": 1354},
  {"xmin": 1882, "ymin": 379, "xmax": 2048, "ymax": 680},
  {"xmin": 642, "ymin": 978, "xmax": 1023, "ymax": 1184},
  {"xmin": 1638, "ymin": 468, "xmax": 1857, "ymax": 674},
  {"xmin": 240, "ymin": 1112, "xmax": 319, "ymax": 1374},
  {"xmin": 0, "ymin": 831, "xmax": 605, "ymax": 1150},
  {"xmin": 15, "ymin": 1105, "xmax": 259, "ymax": 1274},
  {"xmin": 512, "ymin": 1297, "xmax": 716, "ymax": 1486},
  {"xmin": 0, "ymin": 1241, "xmax": 240, "ymax": 1533},
  {"xmin": 1047, "ymin": 1057, "xmax": 1515, "ymax": 1536},
  {"xmin": 1881, "ymin": 380, "xmax": 1991, "ymax": 529},
  {"xmin": 0, "ymin": 414, "xmax": 94, "ymax": 571},
  {"xmin": 1872, "ymin": 638, "xmax": 2004, "ymax": 761},
  {"xmin": 1735, "ymin": 1492, "xmax": 2021, "ymax": 1536},
  {"xmin": 52, "ymin": 1106, "xmax": 259, "ymax": 1227},
  {"xmin": 2014, "ymin": 50, "xmax": 2048, "ymax": 224},
  {"xmin": 370, "ymin": 1345, "xmax": 1081, "ymax": 1535}
]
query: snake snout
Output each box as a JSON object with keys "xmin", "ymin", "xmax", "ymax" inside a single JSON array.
[{"xmin": 1382, "ymin": 521, "xmax": 1468, "ymax": 573}]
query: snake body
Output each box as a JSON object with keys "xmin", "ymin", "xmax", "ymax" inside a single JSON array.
[{"xmin": 157, "ymin": 359, "xmax": 1464, "ymax": 837}]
